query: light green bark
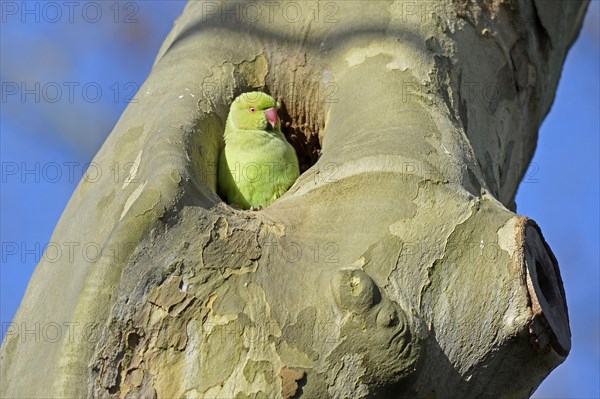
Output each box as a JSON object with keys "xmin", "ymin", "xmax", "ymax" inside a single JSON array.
[{"xmin": 1, "ymin": 1, "xmax": 587, "ymax": 398}]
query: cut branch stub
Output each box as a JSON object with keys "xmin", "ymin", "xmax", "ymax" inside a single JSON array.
[
  {"xmin": 0, "ymin": 0, "xmax": 587, "ymax": 397},
  {"xmin": 516, "ymin": 217, "xmax": 571, "ymax": 357}
]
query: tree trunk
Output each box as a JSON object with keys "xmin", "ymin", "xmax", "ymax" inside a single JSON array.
[{"xmin": 1, "ymin": 1, "xmax": 588, "ymax": 398}]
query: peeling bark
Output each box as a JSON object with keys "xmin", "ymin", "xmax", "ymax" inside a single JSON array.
[{"xmin": 0, "ymin": 1, "xmax": 588, "ymax": 398}]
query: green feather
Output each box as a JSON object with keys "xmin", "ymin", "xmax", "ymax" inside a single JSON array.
[{"xmin": 218, "ymin": 92, "xmax": 299, "ymax": 209}]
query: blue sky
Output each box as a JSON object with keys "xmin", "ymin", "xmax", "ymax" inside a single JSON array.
[
  {"xmin": 517, "ymin": 3, "xmax": 600, "ymax": 396},
  {"xmin": 1, "ymin": 1, "xmax": 598, "ymax": 397}
]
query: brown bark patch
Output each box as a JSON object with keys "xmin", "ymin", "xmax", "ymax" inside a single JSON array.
[{"xmin": 280, "ymin": 367, "xmax": 306, "ymax": 399}]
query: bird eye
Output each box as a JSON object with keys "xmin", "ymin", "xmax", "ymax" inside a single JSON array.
[{"xmin": 249, "ymin": 106, "xmax": 256, "ymax": 113}]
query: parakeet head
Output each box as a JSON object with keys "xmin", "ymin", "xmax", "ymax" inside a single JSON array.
[{"xmin": 228, "ymin": 91, "xmax": 280, "ymax": 131}]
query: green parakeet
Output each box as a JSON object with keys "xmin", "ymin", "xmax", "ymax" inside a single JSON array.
[{"xmin": 218, "ymin": 92, "xmax": 300, "ymax": 209}]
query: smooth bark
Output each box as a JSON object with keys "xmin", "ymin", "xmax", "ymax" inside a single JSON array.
[{"xmin": 1, "ymin": 1, "xmax": 588, "ymax": 398}]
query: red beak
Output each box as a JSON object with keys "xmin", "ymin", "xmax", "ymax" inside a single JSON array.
[{"xmin": 265, "ymin": 107, "xmax": 278, "ymax": 129}]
